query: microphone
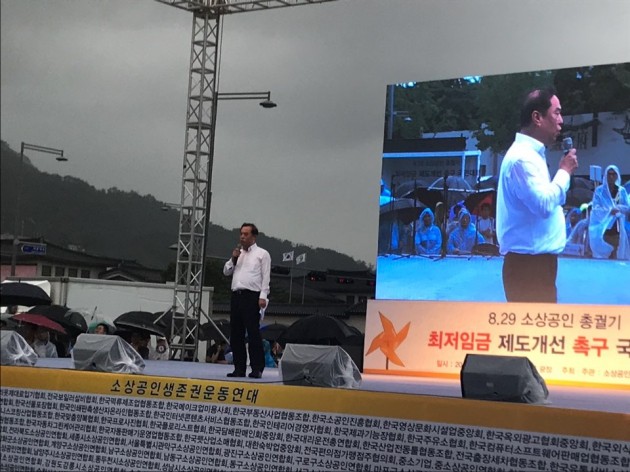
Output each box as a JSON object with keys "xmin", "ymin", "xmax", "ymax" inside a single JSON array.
[
  {"xmin": 232, "ymin": 244, "xmax": 242, "ymax": 261},
  {"xmin": 562, "ymin": 137, "xmax": 575, "ymax": 191},
  {"xmin": 562, "ymin": 137, "xmax": 573, "ymax": 155}
]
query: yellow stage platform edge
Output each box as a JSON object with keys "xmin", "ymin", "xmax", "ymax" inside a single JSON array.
[
  {"xmin": 2, "ymin": 366, "xmax": 628, "ymax": 442},
  {"xmin": 363, "ymin": 368, "xmax": 630, "ymax": 391}
]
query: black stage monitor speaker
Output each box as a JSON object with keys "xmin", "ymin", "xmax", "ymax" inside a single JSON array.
[
  {"xmin": 280, "ymin": 344, "xmax": 362, "ymax": 388},
  {"xmin": 73, "ymin": 334, "xmax": 145, "ymax": 374},
  {"xmin": 460, "ymin": 354, "xmax": 549, "ymax": 404}
]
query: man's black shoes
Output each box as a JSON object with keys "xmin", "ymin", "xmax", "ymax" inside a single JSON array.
[
  {"xmin": 248, "ymin": 370, "xmax": 263, "ymax": 379},
  {"xmin": 227, "ymin": 370, "xmax": 245, "ymax": 378}
]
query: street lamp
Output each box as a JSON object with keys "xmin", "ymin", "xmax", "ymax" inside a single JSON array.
[
  {"xmin": 10, "ymin": 142, "xmax": 66, "ymax": 276},
  {"xmin": 215, "ymin": 91, "xmax": 277, "ymax": 109},
  {"xmin": 385, "ymin": 84, "xmax": 412, "ymax": 140},
  {"xmin": 161, "ymin": 202, "xmax": 181, "ymax": 212},
  {"xmin": 169, "ymin": 89, "xmax": 276, "ymax": 360}
]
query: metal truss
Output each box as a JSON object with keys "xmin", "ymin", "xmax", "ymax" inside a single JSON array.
[
  {"xmin": 158, "ymin": 0, "xmax": 339, "ymax": 360},
  {"xmin": 168, "ymin": 11, "xmax": 220, "ymax": 360},
  {"xmin": 155, "ymin": 0, "xmax": 337, "ymax": 15}
]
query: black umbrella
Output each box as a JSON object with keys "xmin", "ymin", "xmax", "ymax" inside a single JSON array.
[
  {"xmin": 464, "ymin": 190, "xmax": 495, "ymax": 216},
  {"xmin": 278, "ymin": 315, "xmax": 356, "ymax": 346},
  {"xmin": 425, "ymin": 176, "xmax": 475, "ymax": 210},
  {"xmin": 393, "ymin": 178, "xmax": 433, "ymax": 199},
  {"xmin": 380, "ymin": 198, "xmax": 425, "ymax": 225},
  {"xmin": 0, "ymin": 282, "xmax": 52, "ymax": 307},
  {"xmin": 566, "ymin": 187, "xmax": 594, "ymax": 207},
  {"xmin": 11, "ymin": 313, "xmax": 67, "ymax": 335},
  {"xmin": 199, "ymin": 319, "xmax": 230, "ymax": 342},
  {"xmin": 408, "ymin": 188, "xmax": 445, "ymax": 211},
  {"xmin": 260, "ymin": 322, "xmax": 289, "ymax": 342},
  {"xmin": 114, "ymin": 311, "xmax": 170, "ymax": 338},
  {"xmin": 28, "ymin": 305, "xmax": 87, "ymax": 337},
  {"xmin": 573, "ymin": 177, "xmax": 595, "ymax": 190},
  {"xmin": 476, "ymin": 175, "xmax": 498, "ymax": 191}
]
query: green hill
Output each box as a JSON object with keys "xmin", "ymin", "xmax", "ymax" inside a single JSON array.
[{"xmin": 0, "ymin": 140, "xmax": 369, "ymax": 272}]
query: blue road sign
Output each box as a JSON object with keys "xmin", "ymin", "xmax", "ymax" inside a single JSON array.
[{"xmin": 21, "ymin": 243, "xmax": 47, "ymax": 256}]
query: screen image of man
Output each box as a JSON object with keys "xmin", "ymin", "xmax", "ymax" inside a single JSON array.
[
  {"xmin": 223, "ymin": 223, "xmax": 271, "ymax": 378},
  {"xmin": 496, "ymin": 88, "xmax": 579, "ymax": 303}
]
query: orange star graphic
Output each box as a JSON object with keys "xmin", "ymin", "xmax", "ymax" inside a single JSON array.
[{"xmin": 366, "ymin": 311, "xmax": 410, "ymax": 367}]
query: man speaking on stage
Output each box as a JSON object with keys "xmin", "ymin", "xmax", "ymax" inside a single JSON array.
[{"xmin": 496, "ymin": 88, "xmax": 579, "ymax": 303}]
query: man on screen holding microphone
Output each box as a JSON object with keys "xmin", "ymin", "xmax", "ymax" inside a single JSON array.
[
  {"xmin": 223, "ymin": 223, "xmax": 271, "ymax": 378},
  {"xmin": 497, "ymin": 88, "xmax": 579, "ymax": 303}
]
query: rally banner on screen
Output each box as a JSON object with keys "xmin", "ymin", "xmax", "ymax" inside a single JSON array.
[{"xmin": 364, "ymin": 300, "xmax": 630, "ymax": 388}]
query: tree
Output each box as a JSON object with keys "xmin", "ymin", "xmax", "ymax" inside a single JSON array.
[
  {"xmin": 472, "ymin": 70, "xmax": 554, "ymax": 154},
  {"xmin": 387, "ymin": 79, "xmax": 480, "ymax": 140}
]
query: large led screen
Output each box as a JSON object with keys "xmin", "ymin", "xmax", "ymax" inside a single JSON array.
[{"xmin": 376, "ymin": 62, "xmax": 630, "ymax": 305}]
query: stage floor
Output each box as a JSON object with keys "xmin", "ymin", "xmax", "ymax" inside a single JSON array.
[
  {"xmin": 376, "ymin": 254, "xmax": 630, "ymax": 305},
  {"xmin": 34, "ymin": 358, "xmax": 629, "ymax": 415}
]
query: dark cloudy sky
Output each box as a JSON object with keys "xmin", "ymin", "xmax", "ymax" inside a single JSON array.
[{"xmin": 2, "ymin": 0, "xmax": 628, "ymax": 263}]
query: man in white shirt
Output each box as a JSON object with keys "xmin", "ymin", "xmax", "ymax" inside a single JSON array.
[
  {"xmin": 496, "ymin": 88, "xmax": 579, "ymax": 303},
  {"xmin": 223, "ymin": 223, "xmax": 271, "ymax": 378}
]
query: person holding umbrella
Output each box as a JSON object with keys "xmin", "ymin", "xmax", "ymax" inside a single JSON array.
[
  {"xmin": 12, "ymin": 313, "xmax": 66, "ymax": 358},
  {"xmin": 223, "ymin": 223, "xmax": 271, "ymax": 379},
  {"xmin": 20, "ymin": 324, "xmax": 58, "ymax": 358}
]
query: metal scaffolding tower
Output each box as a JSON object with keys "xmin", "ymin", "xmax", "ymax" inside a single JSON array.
[{"xmin": 155, "ymin": 0, "xmax": 338, "ymax": 360}]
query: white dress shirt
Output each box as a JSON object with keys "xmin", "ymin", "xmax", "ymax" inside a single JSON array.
[
  {"xmin": 223, "ymin": 243, "xmax": 271, "ymax": 300},
  {"xmin": 496, "ymin": 133, "xmax": 570, "ymax": 255}
]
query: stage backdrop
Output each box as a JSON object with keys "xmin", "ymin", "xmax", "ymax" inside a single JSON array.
[{"xmin": 364, "ymin": 300, "xmax": 630, "ymax": 389}]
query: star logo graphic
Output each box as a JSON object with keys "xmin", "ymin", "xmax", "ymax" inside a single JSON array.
[{"xmin": 365, "ymin": 311, "xmax": 410, "ymax": 368}]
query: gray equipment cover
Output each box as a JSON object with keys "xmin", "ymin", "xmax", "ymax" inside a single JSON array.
[
  {"xmin": 280, "ymin": 344, "xmax": 362, "ymax": 388},
  {"xmin": 72, "ymin": 333, "xmax": 145, "ymax": 374},
  {"xmin": 461, "ymin": 354, "xmax": 549, "ymax": 404},
  {"xmin": 0, "ymin": 330, "xmax": 38, "ymax": 366}
]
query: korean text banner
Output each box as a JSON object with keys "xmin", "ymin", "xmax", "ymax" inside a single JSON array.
[{"xmin": 364, "ymin": 299, "xmax": 630, "ymax": 388}]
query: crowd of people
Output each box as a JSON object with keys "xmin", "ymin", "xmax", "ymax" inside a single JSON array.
[
  {"xmin": 382, "ymin": 200, "xmax": 496, "ymax": 257},
  {"xmin": 382, "ymin": 167, "xmax": 629, "ymax": 261},
  {"xmin": 2, "ymin": 313, "xmax": 287, "ymax": 367},
  {"xmin": 2, "ymin": 222, "xmax": 282, "ymax": 374}
]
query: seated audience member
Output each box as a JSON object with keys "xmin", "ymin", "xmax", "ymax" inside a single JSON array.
[
  {"xmin": 50, "ymin": 331, "xmax": 73, "ymax": 358},
  {"xmin": 446, "ymin": 203, "xmax": 464, "ymax": 235},
  {"xmin": 414, "ymin": 208, "xmax": 442, "ymax": 255},
  {"xmin": 263, "ymin": 339, "xmax": 277, "ymax": 368},
  {"xmin": 271, "ymin": 341, "xmax": 283, "ymax": 364},
  {"xmin": 94, "ymin": 323, "xmax": 110, "ymax": 335},
  {"xmin": 477, "ymin": 203, "xmax": 496, "ymax": 243},
  {"xmin": 399, "ymin": 221, "xmax": 415, "ymax": 255},
  {"xmin": 447, "ymin": 209, "xmax": 484, "ymax": 255},
  {"xmin": 20, "ymin": 324, "xmax": 58, "ymax": 358},
  {"xmin": 565, "ymin": 204, "xmax": 591, "ymax": 257},
  {"xmin": 589, "ymin": 164, "xmax": 630, "ymax": 260},
  {"xmin": 207, "ymin": 340, "xmax": 229, "ymax": 364},
  {"xmin": 565, "ymin": 207, "xmax": 582, "ymax": 237},
  {"xmin": 150, "ymin": 336, "xmax": 170, "ymax": 361},
  {"xmin": 129, "ymin": 331, "xmax": 151, "ymax": 359},
  {"xmin": 433, "ymin": 202, "xmax": 448, "ymax": 255}
]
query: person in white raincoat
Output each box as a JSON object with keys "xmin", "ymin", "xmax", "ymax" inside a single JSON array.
[{"xmin": 588, "ymin": 164, "xmax": 630, "ymax": 260}]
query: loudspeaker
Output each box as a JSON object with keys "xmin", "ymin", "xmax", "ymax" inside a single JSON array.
[
  {"xmin": 280, "ymin": 344, "xmax": 362, "ymax": 388},
  {"xmin": 73, "ymin": 334, "xmax": 145, "ymax": 374},
  {"xmin": 460, "ymin": 354, "xmax": 548, "ymax": 404},
  {"xmin": 0, "ymin": 330, "xmax": 37, "ymax": 366}
]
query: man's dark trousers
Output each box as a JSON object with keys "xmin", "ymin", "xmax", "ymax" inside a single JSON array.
[{"xmin": 230, "ymin": 289, "xmax": 265, "ymax": 373}]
